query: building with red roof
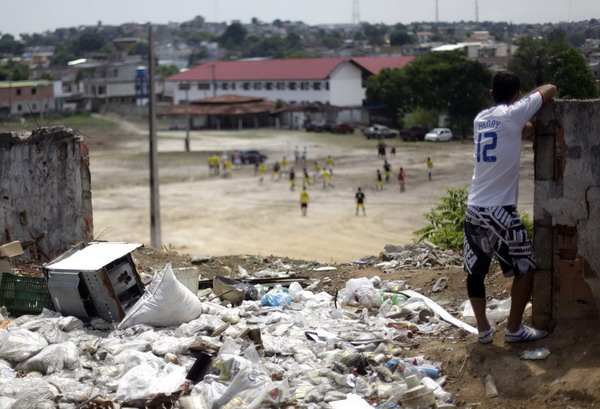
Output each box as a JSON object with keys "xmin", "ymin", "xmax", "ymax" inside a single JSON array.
[{"xmin": 164, "ymin": 56, "xmax": 415, "ymax": 108}]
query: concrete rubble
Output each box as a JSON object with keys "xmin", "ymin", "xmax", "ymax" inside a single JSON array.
[
  {"xmin": 373, "ymin": 243, "xmax": 463, "ymax": 270},
  {"xmin": 0, "ymin": 255, "xmax": 476, "ymax": 409}
]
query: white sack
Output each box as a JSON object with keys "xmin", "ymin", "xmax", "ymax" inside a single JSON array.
[
  {"xmin": 118, "ymin": 263, "xmax": 203, "ymax": 329},
  {"xmin": 115, "ymin": 351, "xmax": 187, "ymax": 402},
  {"xmin": 0, "ymin": 328, "xmax": 48, "ymax": 362},
  {"xmin": 16, "ymin": 341, "xmax": 80, "ymax": 374}
]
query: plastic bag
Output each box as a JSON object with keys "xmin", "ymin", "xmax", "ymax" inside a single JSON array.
[
  {"xmin": 343, "ymin": 278, "xmax": 382, "ymax": 307},
  {"xmin": 119, "ymin": 263, "xmax": 203, "ymax": 328},
  {"xmin": 37, "ymin": 322, "xmax": 70, "ymax": 344},
  {"xmin": 0, "ymin": 328, "xmax": 48, "ymax": 362},
  {"xmin": 16, "ymin": 341, "xmax": 80, "ymax": 374},
  {"xmin": 261, "ymin": 293, "xmax": 292, "ymax": 307},
  {"xmin": 199, "ymin": 354, "xmax": 271, "ymax": 409},
  {"xmin": 175, "ymin": 315, "xmax": 226, "ymax": 337},
  {"xmin": 115, "ymin": 351, "xmax": 187, "ymax": 402}
]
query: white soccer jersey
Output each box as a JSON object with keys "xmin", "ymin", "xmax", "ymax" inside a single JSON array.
[{"xmin": 468, "ymin": 91, "xmax": 543, "ymax": 207}]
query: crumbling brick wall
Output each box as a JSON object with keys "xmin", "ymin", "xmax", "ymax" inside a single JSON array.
[
  {"xmin": 533, "ymin": 100, "xmax": 600, "ymax": 328},
  {"xmin": 0, "ymin": 126, "xmax": 93, "ymax": 260}
]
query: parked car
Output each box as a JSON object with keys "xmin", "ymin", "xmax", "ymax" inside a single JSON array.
[
  {"xmin": 330, "ymin": 123, "xmax": 354, "ymax": 134},
  {"xmin": 424, "ymin": 128, "xmax": 453, "ymax": 142},
  {"xmin": 239, "ymin": 150, "xmax": 267, "ymax": 164},
  {"xmin": 361, "ymin": 124, "xmax": 398, "ymax": 139},
  {"xmin": 305, "ymin": 122, "xmax": 331, "ymax": 132},
  {"xmin": 400, "ymin": 126, "xmax": 429, "ymax": 141}
]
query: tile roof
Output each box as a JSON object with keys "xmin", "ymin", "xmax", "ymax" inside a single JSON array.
[
  {"xmin": 167, "ymin": 58, "xmax": 347, "ymax": 82},
  {"xmin": 159, "ymin": 100, "xmax": 275, "ymax": 116},
  {"xmin": 166, "ymin": 56, "xmax": 416, "ymax": 82},
  {"xmin": 190, "ymin": 94, "xmax": 265, "ymax": 104},
  {"xmin": 351, "ymin": 56, "xmax": 416, "ymax": 75}
]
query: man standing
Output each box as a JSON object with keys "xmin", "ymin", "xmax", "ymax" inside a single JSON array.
[
  {"xmin": 464, "ymin": 72, "xmax": 556, "ymax": 344},
  {"xmin": 397, "ymin": 167, "xmax": 406, "ymax": 192},
  {"xmin": 300, "ymin": 187, "xmax": 309, "ymax": 216},
  {"xmin": 383, "ymin": 160, "xmax": 392, "ymax": 182},
  {"xmin": 355, "ymin": 187, "xmax": 366, "ymax": 216},
  {"xmin": 426, "ymin": 157, "xmax": 433, "ymax": 181}
]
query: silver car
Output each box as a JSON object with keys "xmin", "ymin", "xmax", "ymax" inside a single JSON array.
[{"xmin": 424, "ymin": 128, "xmax": 453, "ymax": 142}]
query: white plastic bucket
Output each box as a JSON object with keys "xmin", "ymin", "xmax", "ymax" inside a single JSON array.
[{"xmin": 173, "ymin": 267, "xmax": 200, "ymax": 296}]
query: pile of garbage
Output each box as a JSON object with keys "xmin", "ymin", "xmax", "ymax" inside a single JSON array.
[
  {"xmin": 0, "ymin": 263, "xmax": 482, "ymax": 409},
  {"xmin": 372, "ymin": 243, "xmax": 463, "ymax": 271}
]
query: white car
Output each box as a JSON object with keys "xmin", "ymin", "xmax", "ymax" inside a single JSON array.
[{"xmin": 424, "ymin": 128, "xmax": 453, "ymax": 142}]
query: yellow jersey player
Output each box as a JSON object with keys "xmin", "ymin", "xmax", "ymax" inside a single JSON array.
[
  {"xmin": 426, "ymin": 157, "xmax": 433, "ymax": 181},
  {"xmin": 300, "ymin": 187, "xmax": 309, "ymax": 216},
  {"xmin": 355, "ymin": 187, "xmax": 366, "ymax": 216}
]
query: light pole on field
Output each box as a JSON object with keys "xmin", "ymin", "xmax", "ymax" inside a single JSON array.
[{"xmin": 178, "ymin": 82, "xmax": 191, "ymax": 152}]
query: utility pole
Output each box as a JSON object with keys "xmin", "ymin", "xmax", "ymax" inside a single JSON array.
[
  {"xmin": 178, "ymin": 82, "xmax": 191, "ymax": 152},
  {"xmin": 148, "ymin": 24, "xmax": 162, "ymax": 249},
  {"xmin": 210, "ymin": 64, "xmax": 217, "ymax": 97}
]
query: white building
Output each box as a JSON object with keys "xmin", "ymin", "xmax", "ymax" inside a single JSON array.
[{"xmin": 164, "ymin": 56, "xmax": 415, "ymax": 108}]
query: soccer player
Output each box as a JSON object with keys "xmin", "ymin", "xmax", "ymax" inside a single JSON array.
[
  {"xmin": 300, "ymin": 187, "xmax": 309, "ymax": 216},
  {"xmin": 355, "ymin": 187, "xmax": 366, "ymax": 216},
  {"xmin": 426, "ymin": 157, "xmax": 433, "ymax": 181}
]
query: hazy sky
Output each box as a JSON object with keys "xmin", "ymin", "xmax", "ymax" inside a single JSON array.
[{"xmin": 2, "ymin": 0, "xmax": 599, "ymax": 37}]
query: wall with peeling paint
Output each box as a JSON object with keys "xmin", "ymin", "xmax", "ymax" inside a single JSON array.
[
  {"xmin": 533, "ymin": 100, "xmax": 600, "ymax": 328},
  {"xmin": 0, "ymin": 126, "xmax": 93, "ymax": 261}
]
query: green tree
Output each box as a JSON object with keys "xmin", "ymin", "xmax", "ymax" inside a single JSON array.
[
  {"xmin": 0, "ymin": 34, "xmax": 24, "ymax": 55},
  {"xmin": 389, "ymin": 29, "xmax": 412, "ymax": 46},
  {"xmin": 158, "ymin": 64, "xmax": 180, "ymax": 78},
  {"xmin": 552, "ymin": 48, "xmax": 599, "ymax": 99},
  {"xmin": 0, "ymin": 60, "xmax": 31, "ymax": 80},
  {"xmin": 508, "ymin": 33, "xmax": 598, "ymax": 99},
  {"xmin": 74, "ymin": 29, "xmax": 106, "ymax": 54},
  {"xmin": 219, "ymin": 22, "xmax": 247, "ymax": 50},
  {"xmin": 365, "ymin": 68, "xmax": 413, "ymax": 123}
]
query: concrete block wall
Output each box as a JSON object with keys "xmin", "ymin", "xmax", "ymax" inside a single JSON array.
[
  {"xmin": 533, "ymin": 100, "xmax": 600, "ymax": 328},
  {"xmin": 0, "ymin": 126, "xmax": 93, "ymax": 261}
]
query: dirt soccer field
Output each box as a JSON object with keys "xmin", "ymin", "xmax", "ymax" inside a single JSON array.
[{"xmin": 89, "ymin": 116, "xmax": 535, "ymax": 262}]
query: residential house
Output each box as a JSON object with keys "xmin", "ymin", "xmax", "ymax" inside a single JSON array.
[
  {"xmin": 0, "ymin": 80, "xmax": 55, "ymax": 118},
  {"xmin": 70, "ymin": 56, "xmax": 164, "ymax": 112}
]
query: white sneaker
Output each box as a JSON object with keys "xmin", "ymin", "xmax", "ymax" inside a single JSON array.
[{"xmin": 504, "ymin": 324, "xmax": 548, "ymax": 343}]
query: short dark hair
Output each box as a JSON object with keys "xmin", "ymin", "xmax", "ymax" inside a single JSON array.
[{"xmin": 492, "ymin": 72, "xmax": 520, "ymax": 104}]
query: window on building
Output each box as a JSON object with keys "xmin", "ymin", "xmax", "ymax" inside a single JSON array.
[
  {"xmin": 300, "ymin": 82, "xmax": 309, "ymax": 90},
  {"xmin": 243, "ymin": 82, "xmax": 250, "ymax": 90},
  {"xmin": 231, "ymin": 82, "xmax": 236, "ymax": 90},
  {"xmin": 313, "ymin": 82, "xmax": 321, "ymax": 90},
  {"xmin": 16, "ymin": 89, "xmax": 21, "ymax": 96},
  {"xmin": 32, "ymin": 103, "xmax": 37, "ymax": 110},
  {"xmin": 276, "ymin": 82, "xmax": 285, "ymax": 90},
  {"xmin": 288, "ymin": 82, "xmax": 297, "ymax": 90},
  {"xmin": 198, "ymin": 83, "xmax": 210, "ymax": 90},
  {"xmin": 31, "ymin": 88, "xmax": 37, "ymax": 95},
  {"xmin": 325, "ymin": 82, "xmax": 330, "ymax": 90},
  {"xmin": 98, "ymin": 85, "xmax": 106, "ymax": 95},
  {"xmin": 221, "ymin": 82, "xmax": 229, "ymax": 90},
  {"xmin": 265, "ymin": 82, "xmax": 273, "ymax": 90},
  {"xmin": 113, "ymin": 69, "xmax": 118, "ymax": 77},
  {"xmin": 253, "ymin": 82, "xmax": 262, "ymax": 90},
  {"xmin": 17, "ymin": 105, "xmax": 22, "ymax": 111}
]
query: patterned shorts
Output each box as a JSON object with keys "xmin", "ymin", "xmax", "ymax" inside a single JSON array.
[{"xmin": 463, "ymin": 205, "xmax": 535, "ymax": 277}]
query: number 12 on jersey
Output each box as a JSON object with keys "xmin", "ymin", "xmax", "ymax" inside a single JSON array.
[{"xmin": 476, "ymin": 132, "xmax": 497, "ymax": 162}]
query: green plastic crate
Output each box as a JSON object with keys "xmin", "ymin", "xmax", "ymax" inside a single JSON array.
[{"xmin": 0, "ymin": 274, "xmax": 54, "ymax": 316}]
